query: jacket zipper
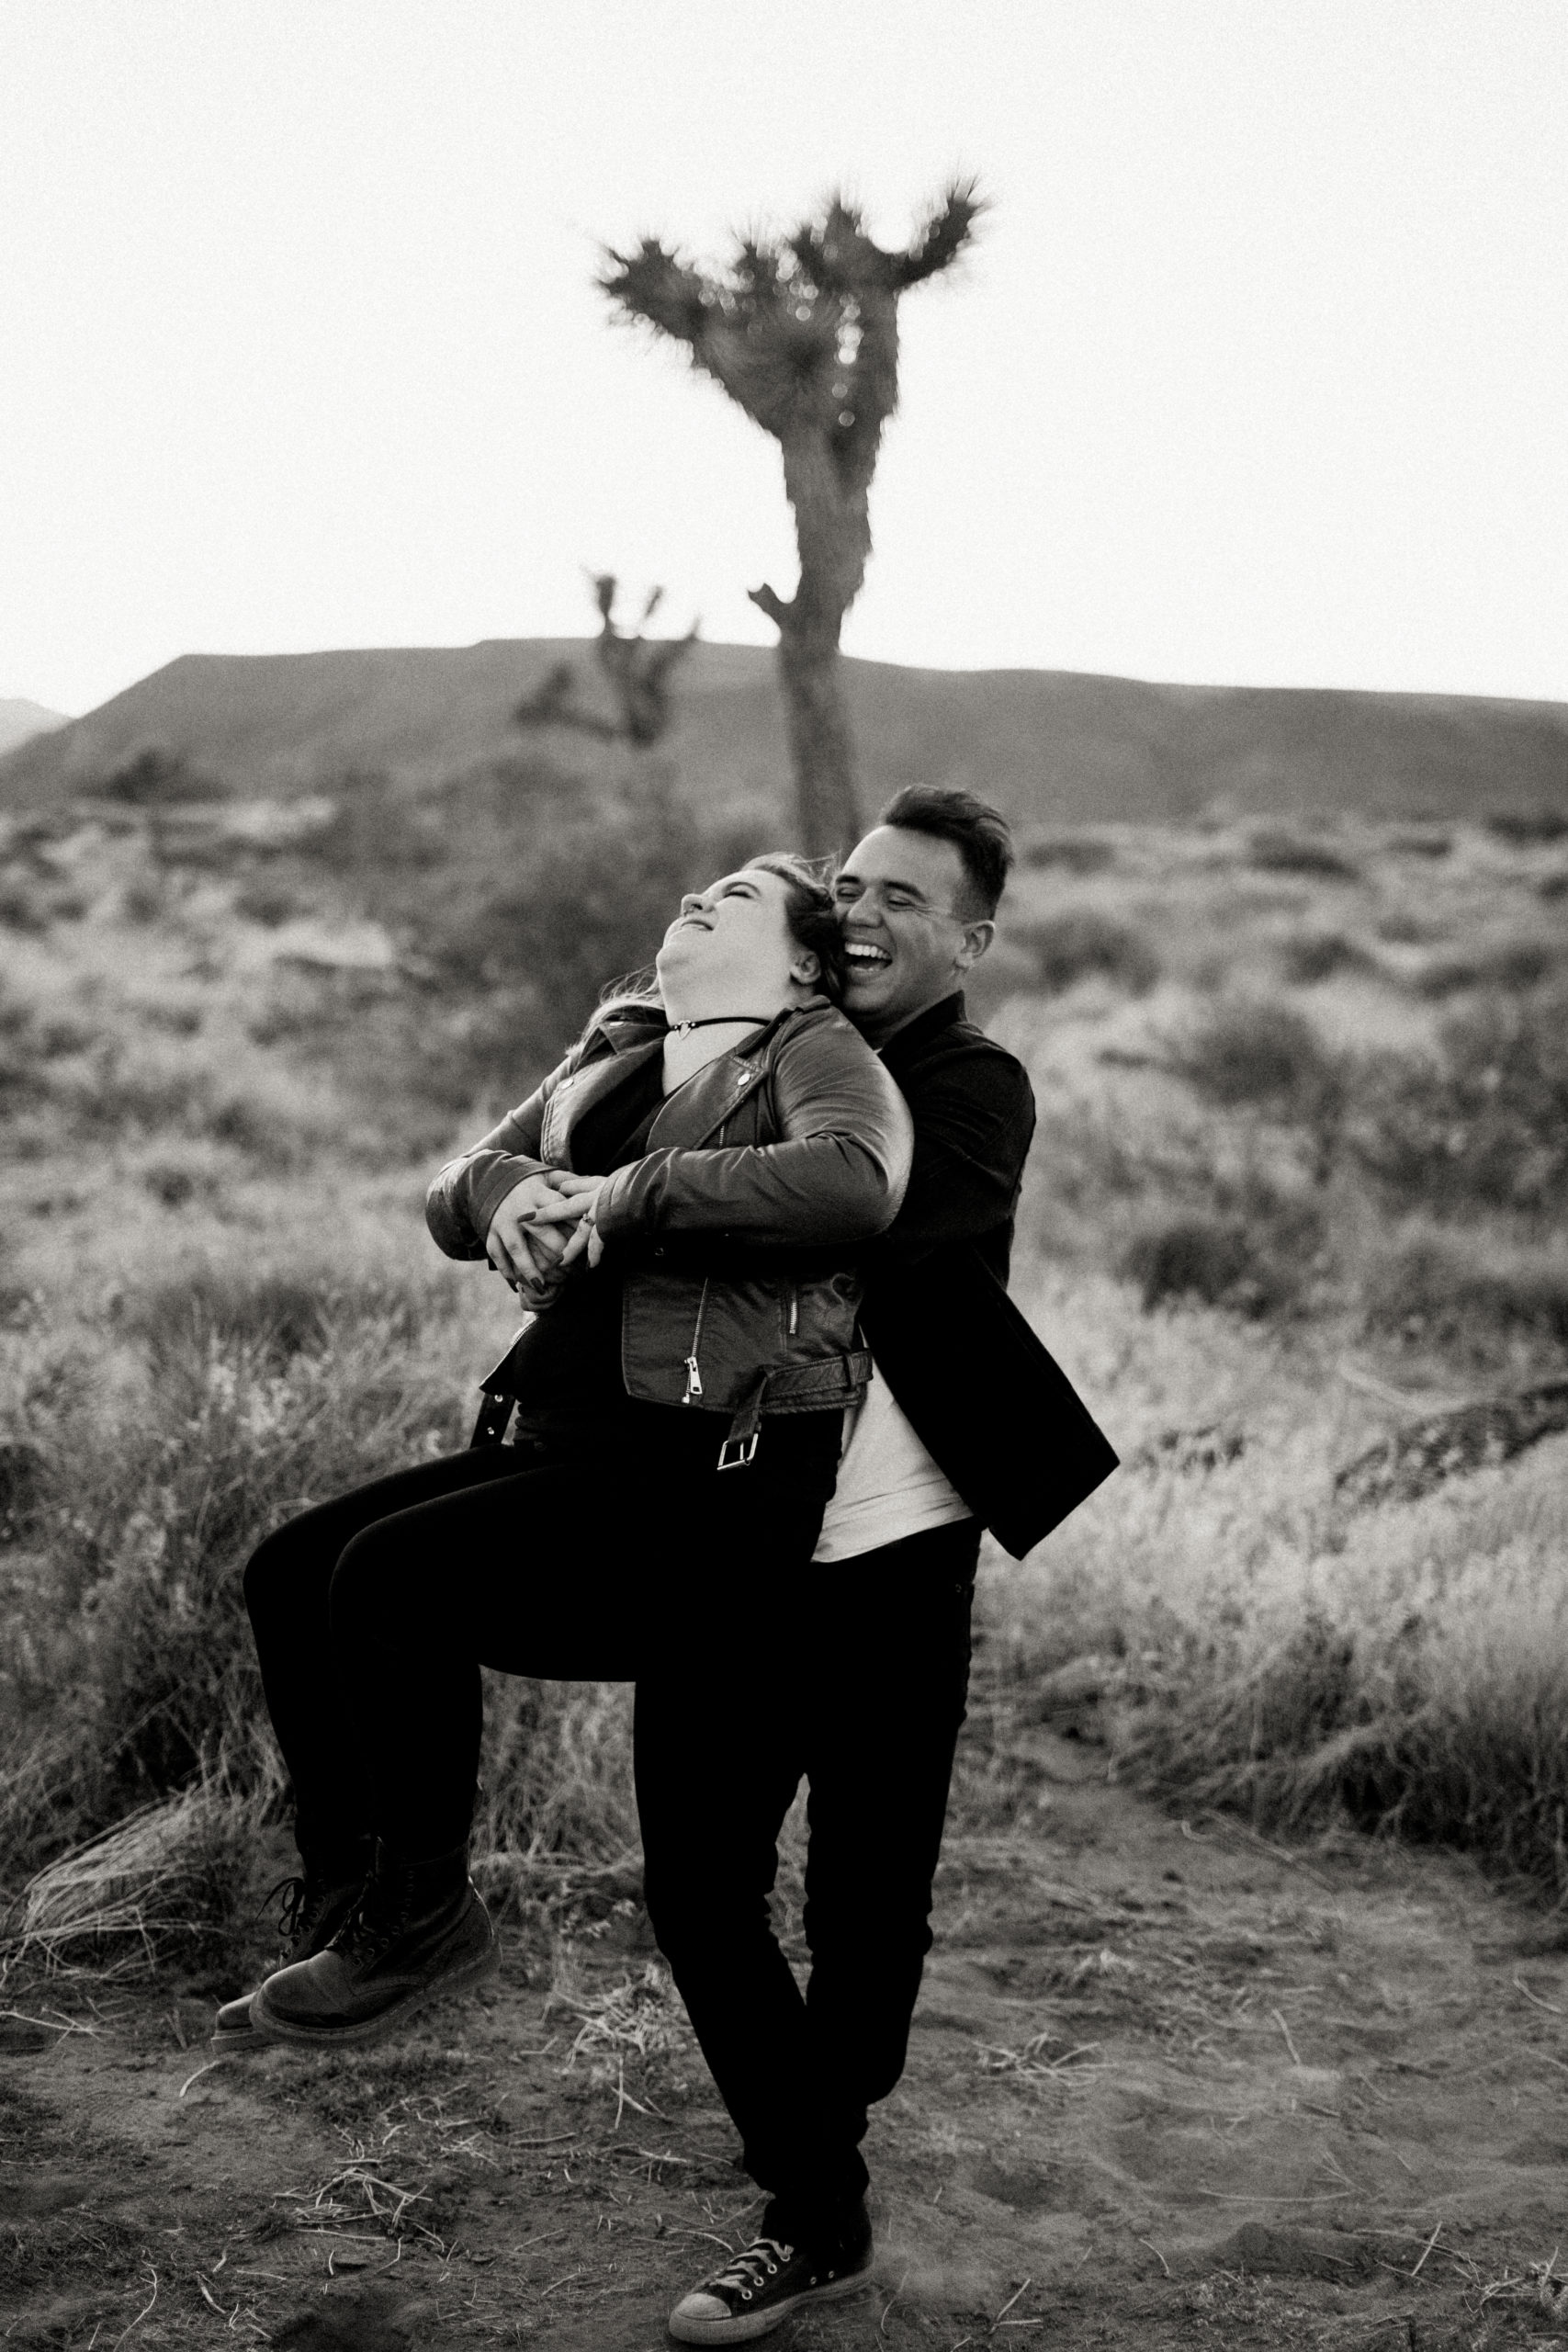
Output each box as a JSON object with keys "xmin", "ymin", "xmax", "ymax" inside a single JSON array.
[
  {"xmin": 682, "ymin": 1278, "xmax": 711, "ymax": 1404},
  {"xmin": 786, "ymin": 1282, "xmax": 799, "ymax": 1338}
]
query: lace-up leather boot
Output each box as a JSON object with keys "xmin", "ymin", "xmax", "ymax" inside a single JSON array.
[
  {"xmin": 210, "ymin": 1837, "xmax": 373, "ymax": 2051},
  {"xmin": 667, "ymin": 2201, "xmax": 873, "ymax": 2343},
  {"xmin": 249, "ymin": 1838, "xmax": 499, "ymax": 2047}
]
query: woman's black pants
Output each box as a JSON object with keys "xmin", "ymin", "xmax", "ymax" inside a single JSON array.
[
  {"xmin": 242, "ymin": 1403, "xmax": 842, "ymax": 1858},
  {"xmin": 242, "ymin": 1409, "xmax": 976, "ymax": 2233}
]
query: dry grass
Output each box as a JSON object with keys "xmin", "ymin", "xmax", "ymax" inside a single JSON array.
[
  {"xmin": 983, "ymin": 1266, "xmax": 1568, "ymax": 1883},
  {"xmin": 555, "ymin": 1960, "xmax": 690, "ymax": 2067},
  {"xmin": 1, "ymin": 1784, "xmax": 255, "ymax": 1979}
]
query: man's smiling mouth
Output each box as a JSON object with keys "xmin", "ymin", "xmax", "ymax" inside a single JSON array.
[{"xmin": 843, "ymin": 941, "xmax": 892, "ymax": 973}]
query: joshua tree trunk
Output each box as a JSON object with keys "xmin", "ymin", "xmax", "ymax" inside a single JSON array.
[
  {"xmin": 749, "ymin": 433, "xmax": 872, "ymax": 854},
  {"xmin": 773, "ymin": 616, "xmax": 858, "ymax": 857},
  {"xmin": 601, "ymin": 185, "xmax": 979, "ymax": 859}
]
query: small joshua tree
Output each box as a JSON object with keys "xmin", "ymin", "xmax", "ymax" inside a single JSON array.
[
  {"xmin": 602, "ymin": 184, "xmax": 981, "ymax": 855},
  {"xmin": 514, "ymin": 573, "xmax": 698, "ymax": 748},
  {"xmin": 590, "ymin": 575, "xmax": 700, "ymax": 748}
]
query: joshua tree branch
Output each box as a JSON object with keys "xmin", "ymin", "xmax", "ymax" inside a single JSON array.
[
  {"xmin": 748, "ymin": 582, "xmax": 794, "ymax": 629},
  {"xmin": 893, "ymin": 179, "xmax": 985, "ymax": 288}
]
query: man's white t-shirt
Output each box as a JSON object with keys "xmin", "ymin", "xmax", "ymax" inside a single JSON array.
[{"xmin": 812, "ymin": 1356, "xmax": 974, "ymax": 1564}]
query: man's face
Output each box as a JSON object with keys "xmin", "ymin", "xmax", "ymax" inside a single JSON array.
[{"xmin": 833, "ymin": 826, "xmax": 991, "ymax": 1043}]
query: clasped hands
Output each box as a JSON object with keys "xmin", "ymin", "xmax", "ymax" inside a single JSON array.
[{"xmin": 484, "ymin": 1170, "xmax": 607, "ymax": 1308}]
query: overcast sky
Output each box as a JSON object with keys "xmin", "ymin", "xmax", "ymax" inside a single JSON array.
[{"xmin": 3, "ymin": 1, "xmax": 1564, "ymax": 718}]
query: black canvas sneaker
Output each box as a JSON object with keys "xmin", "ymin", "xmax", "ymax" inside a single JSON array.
[
  {"xmin": 667, "ymin": 2210, "xmax": 874, "ymax": 2344},
  {"xmin": 210, "ymin": 1841, "xmax": 372, "ymax": 2052},
  {"xmin": 249, "ymin": 1839, "xmax": 499, "ymax": 2048}
]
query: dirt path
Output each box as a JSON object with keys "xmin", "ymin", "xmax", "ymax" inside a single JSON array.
[{"xmin": 5, "ymin": 1747, "xmax": 1567, "ymax": 2350}]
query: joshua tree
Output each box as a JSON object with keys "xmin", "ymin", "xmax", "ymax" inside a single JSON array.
[
  {"xmin": 590, "ymin": 575, "xmax": 700, "ymax": 748},
  {"xmin": 514, "ymin": 573, "xmax": 699, "ymax": 748},
  {"xmin": 602, "ymin": 184, "xmax": 981, "ymax": 855}
]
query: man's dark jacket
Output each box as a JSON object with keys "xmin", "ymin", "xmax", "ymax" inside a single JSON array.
[{"xmin": 860, "ymin": 992, "xmax": 1117, "ymax": 1559}]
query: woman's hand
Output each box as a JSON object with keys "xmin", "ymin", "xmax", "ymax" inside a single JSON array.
[
  {"xmin": 486, "ymin": 1173, "xmax": 581, "ymax": 1287},
  {"xmin": 532, "ymin": 1174, "xmax": 609, "ymax": 1271},
  {"xmin": 511, "ymin": 1255, "xmax": 573, "ymax": 1313}
]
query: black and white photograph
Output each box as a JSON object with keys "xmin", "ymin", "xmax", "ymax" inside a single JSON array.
[{"xmin": 2, "ymin": 5, "xmax": 1566, "ymax": 2346}]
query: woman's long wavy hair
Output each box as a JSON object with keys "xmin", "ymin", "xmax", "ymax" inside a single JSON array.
[{"xmin": 597, "ymin": 853, "xmax": 846, "ymax": 1020}]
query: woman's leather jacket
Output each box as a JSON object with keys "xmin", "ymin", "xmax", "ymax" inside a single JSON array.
[{"xmin": 425, "ymin": 998, "xmax": 913, "ymax": 1444}]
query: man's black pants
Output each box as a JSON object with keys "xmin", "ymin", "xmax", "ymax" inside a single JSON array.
[{"xmin": 634, "ymin": 1518, "xmax": 980, "ymax": 2233}]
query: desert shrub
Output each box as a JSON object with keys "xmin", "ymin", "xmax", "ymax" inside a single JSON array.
[
  {"xmin": 6, "ymin": 1785, "xmax": 258, "ymax": 1973},
  {"xmin": 138, "ymin": 1000, "xmax": 202, "ymax": 1036},
  {"xmin": 1019, "ymin": 831, "xmax": 1116, "ymax": 876},
  {"xmin": 205, "ymin": 1092, "xmax": 294, "ymax": 1161},
  {"xmin": 1100, "ymin": 1437, "xmax": 1568, "ymax": 1886},
  {"xmin": 1387, "ymin": 830, "xmax": 1452, "ymax": 859},
  {"xmin": 476, "ymin": 1679, "xmax": 637, "ymax": 1896},
  {"xmin": 299, "ymin": 760, "xmax": 728, "ymax": 1106},
  {"xmin": 112, "ymin": 1263, "xmax": 434, "ymax": 1374},
  {"xmin": 141, "ymin": 1161, "xmax": 199, "ymax": 1209},
  {"xmin": 234, "ymin": 879, "xmax": 309, "ymax": 927},
  {"xmin": 1176, "ymin": 999, "xmax": 1336, "ymax": 1111},
  {"xmin": 1376, "ymin": 910, "xmax": 1446, "ymax": 944},
  {"xmin": 1025, "ymin": 1102, "xmax": 1166, "ymax": 1228},
  {"xmin": 96, "ymin": 746, "xmax": 225, "ymax": 807},
  {"xmin": 0, "ymin": 1250, "xmax": 657, "ymax": 1936},
  {"xmin": 0, "ymin": 1439, "xmax": 45, "ymax": 1544},
  {"xmin": 1121, "ymin": 1194, "xmax": 1325, "ymax": 1319},
  {"xmin": 1015, "ymin": 909, "xmax": 1160, "ymax": 997},
  {"xmin": 34, "ymin": 1015, "xmax": 96, "ymax": 1057},
  {"xmin": 0, "ymin": 882, "xmax": 49, "ymax": 933},
  {"xmin": 1172, "ymin": 999, "xmax": 1347, "ymax": 1182},
  {"xmin": 1413, "ymin": 940, "xmax": 1560, "ymax": 997},
  {"xmin": 1278, "ymin": 932, "xmax": 1374, "ymax": 986},
  {"xmin": 0, "ymin": 1268, "xmax": 466, "ymax": 1880},
  {"xmin": 1352, "ymin": 985, "xmax": 1568, "ymax": 1216},
  {"xmin": 1486, "ymin": 808, "xmax": 1568, "ymax": 846},
  {"xmin": 0, "ymin": 989, "xmax": 47, "ymax": 1109},
  {"xmin": 119, "ymin": 876, "xmax": 168, "ymax": 922},
  {"xmin": 1362, "ymin": 1230, "xmax": 1568, "ymax": 1359},
  {"xmin": 306, "ymin": 768, "xmax": 449, "ymax": 877},
  {"xmin": 1122, "ymin": 1218, "xmax": 1251, "ymax": 1312},
  {"xmin": 1247, "ymin": 830, "xmax": 1359, "ymax": 881},
  {"xmin": 45, "ymin": 1051, "xmax": 207, "ymax": 1134},
  {"xmin": 43, "ymin": 1046, "xmax": 318, "ymax": 1168},
  {"xmin": 1115, "ymin": 1609, "xmax": 1390, "ymax": 1835},
  {"xmin": 419, "ymin": 768, "xmax": 717, "ymax": 1036}
]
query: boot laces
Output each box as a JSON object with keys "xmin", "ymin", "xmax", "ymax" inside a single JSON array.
[
  {"xmin": 333, "ymin": 1877, "xmax": 409, "ymax": 1964},
  {"xmin": 258, "ymin": 1873, "xmax": 326, "ymax": 1956},
  {"xmin": 259, "ymin": 1858, "xmax": 366, "ymax": 1958},
  {"xmin": 708, "ymin": 2237, "xmax": 793, "ymax": 2293}
]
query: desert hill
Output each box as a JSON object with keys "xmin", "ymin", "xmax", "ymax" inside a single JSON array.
[
  {"xmin": 0, "ymin": 697, "xmax": 70, "ymax": 758},
  {"xmin": 1, "ymin": 639, "xmax": 1564, "ymax": 824}
]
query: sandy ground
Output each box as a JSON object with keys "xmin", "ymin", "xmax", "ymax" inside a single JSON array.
[{"xmin": 5, "ymin": 1740, "xmax": 1568, "ymax": 2351}]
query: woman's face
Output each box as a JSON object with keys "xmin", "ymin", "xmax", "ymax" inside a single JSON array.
[{"xmin": 655, "ymin": 867, "xmax": 809, "ymax": 1006}]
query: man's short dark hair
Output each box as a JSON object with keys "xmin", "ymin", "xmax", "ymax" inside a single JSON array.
[{"xmin": 875, "ymin": 785, "xmax": 1013, "ymax": 919}]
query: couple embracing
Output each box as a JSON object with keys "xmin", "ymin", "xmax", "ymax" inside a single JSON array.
[{"xmin": 216, "ymin": 785, "xmax": 1116, "ymax": 2346}]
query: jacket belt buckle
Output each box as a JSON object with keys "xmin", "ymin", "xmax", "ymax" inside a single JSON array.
[{"xmin": 716, "ymin": 1431, "xmax": 759, "ymax": 1472}]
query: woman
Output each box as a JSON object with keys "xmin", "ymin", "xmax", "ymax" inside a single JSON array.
[{"xmin": 214, "ymin": 854, "xmax": 910, "ymax": 2051}]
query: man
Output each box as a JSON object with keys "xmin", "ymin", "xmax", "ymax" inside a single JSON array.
[{"xmin": 644, "ymin": 786, "xmax": 1118, "ymax": 2346}]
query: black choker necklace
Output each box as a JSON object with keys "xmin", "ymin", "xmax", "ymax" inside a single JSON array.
[{"xmin": 668, "ymin": 1013, "xmax": 772, "ymax": 1036}]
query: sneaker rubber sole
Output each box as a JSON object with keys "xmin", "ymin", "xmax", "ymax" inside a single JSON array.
[
  {"xmin": 668, "ymin": 2265, "xmax": 871, "ymax": 2345},
  {"xmin": 249, "ymin": 1932, "xmax": 501, "ymax": 2049}
]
